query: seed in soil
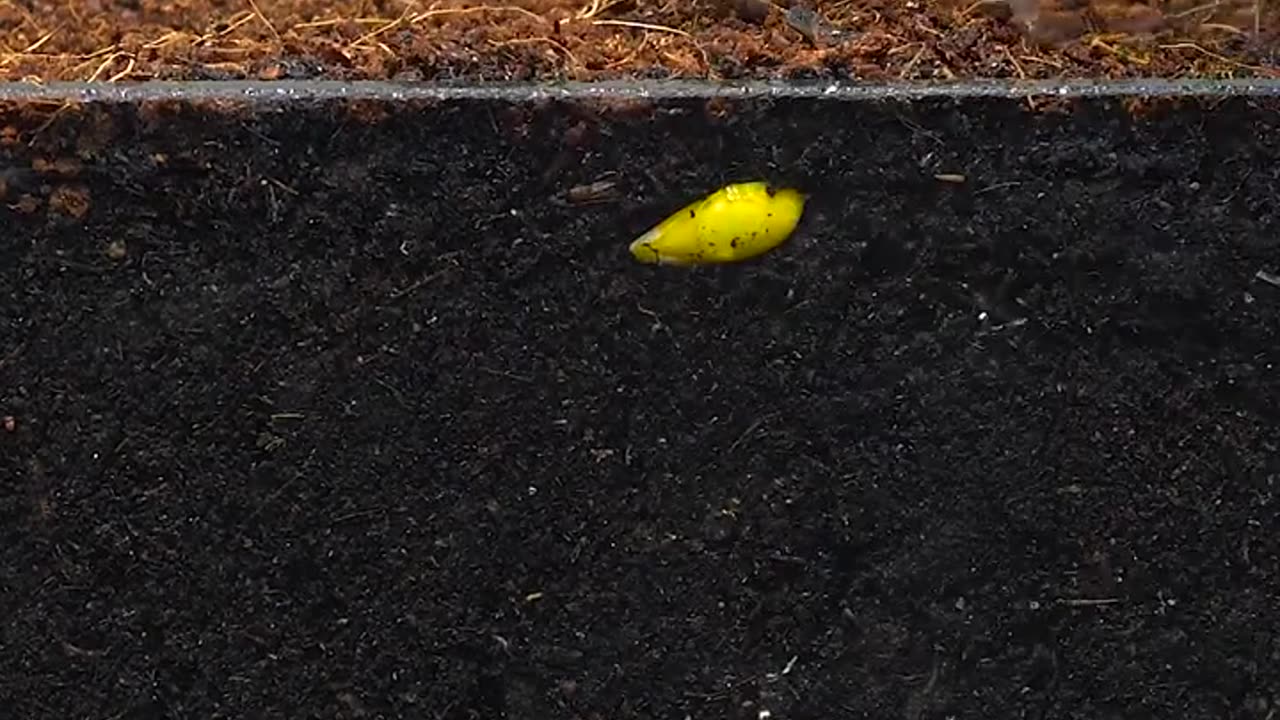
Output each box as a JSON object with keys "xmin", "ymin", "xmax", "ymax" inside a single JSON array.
[{"xmin": 629, "ymin": 181, "xmax": 806, "ymax": 266}]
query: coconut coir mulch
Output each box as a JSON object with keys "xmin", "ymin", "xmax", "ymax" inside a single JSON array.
[{"xmin": 0, "ymin": 0, "xmax": 1276, "ymax": 83}]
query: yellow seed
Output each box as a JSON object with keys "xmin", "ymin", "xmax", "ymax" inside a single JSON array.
[{"xmin": 628, "ymin": 181, "xmax": 806, "ymax": 266}]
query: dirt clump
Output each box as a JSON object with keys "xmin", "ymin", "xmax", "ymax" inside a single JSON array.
[
  {"xmin": 46, "ymin": 184, "xmax": 91, "ymax": 220},
  {"xmin": 0, "ymin": 0, "xmax": 1275, "ymax": 83}
]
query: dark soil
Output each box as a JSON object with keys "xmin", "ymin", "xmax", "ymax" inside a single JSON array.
[
  {"xmin": 0, "ymin": 0, "xmax": 1277, "ymax": 82},
  {"xmin": 1, "ymin": 84, "xmax": 1279, "ymax": 719}
]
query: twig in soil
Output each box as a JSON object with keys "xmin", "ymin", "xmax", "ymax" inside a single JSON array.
[
  {"xmin": 413, "ymin": 5, "xmax": 550, "ymax": 26},
  {"xmin": 559, "ymin": 178, "xmax": 620, "ymax": 206},
  {"xmin": 65, "ymin": 44, "xmax": 119, "ymax": 77},
  {"xmin": 140, "ymin": 10, "xmax": 254, "ymax": 52},
  {"xmin": 348, "ymin": 3, "xmax": 418, "ymax": 48},
  {"xmin": 897, "ymin": 43, "xmax": 926, "ymax": 78},
  {"xmin": 142, "ymin": 32, "xmax": 181, "ymax": 50},
  {"xmin": 1020, "ymin": 53, "xmax": 1063, "ymax": 70},
  {"xmin": 62, "ymin": 641, "xmax": 107, "ymax": 658},
  {"xmin": 0, "ymin": 0, "xmax": 40, "ymax": 29},
  {"xmin": 575, "ymin": 0, "xmax": 626, "ymax": 20},
  {"xmin": 374, "ymin": 376, "xmax": 413, "ymax": 410},
  {"xmin": 606, "ymin": 32, "xmax": 651, "ymax": 69},
  {"xmin": 207, "ymin": 11, "xmax": 258, "ymax": 41},
  {"xmin": 1001, "ymin": 45, "xmax": 1028, "ymax": 79},
  {"xmin": 388, "ymin": 264, "xmax": 456, "ymax": 300},
  {"xmin": 20, "ymin": 29, "xmax": 56, "ymax": 54},
  {"xmin": 590, "ymin": 18, "xmax": 707, "ymax": 74},
  {"xmin": 1159, "ymin": 41, "xmax": 1273, "ymax": 74},
  {"xmin": 1169, "ymin": 1, "xmax": 1224, "ymax": 20},
  {"xmin": 915, "ymin": 18, "xmax": 943, "ymax": 38},
  {"xmin": 246, "ymin": 0, "xmax": 281, "ymax": 41},
  {"xmin": 975, "ymin": 181, "xmax": 1022, "ymax": 195},
  {"xmin": 293, "ymin": 17, "xmax": 389, "ymax": 30},
  {"xmin": 338, "ymin": 4, "xmax": 557, "ymax": 55},
  {"xmin": 479, "ymin": 366, "xmax": 534, "ymax": 383},
  {"xmin": 597, "ymin": 19, "xmax": 711, "ymax": 74},
  {"xmin": 141, "ymin": 11, "xmax": 254, "ymax": 52},
  {"xmin": 591, "ymin": 19, "xmax": 691, "ymax": 37},
  {"xmin": 1058, "ymin": 597, "xmax": 1121, "ymax": 607},
  {"xmin": 1198, "ymin": 22, "xmax": 1246, "ymax": 35},
  {"xmin": 727, "ymin": 413, "xmax": 778, "ymax": 455},
  {"xmin": 1090, "ymin": 35, "xmax": 1151, "ymax": 67},
  {"xmin": 959, "ymin": 0, "xmax": 1007, "ymax": 19},
  {"xmin": 26, "ymin": 100, "xmax": 74, "ymax": 145},
  {"xmin": 106, "ymin": 57, "xmax": 136, "ymax": 83},
  {"xmin": 1255, "ymin": 269, "xmax": 1280, "ymax": 288},
  {"xmin": 490, "ymin": 36, "xmax": 583, "ymax": 75}
]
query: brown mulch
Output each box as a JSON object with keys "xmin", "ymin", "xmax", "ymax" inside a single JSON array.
[{"xmin": 0, "ymin": 0, "xmax": 1276, "ymax": 83}]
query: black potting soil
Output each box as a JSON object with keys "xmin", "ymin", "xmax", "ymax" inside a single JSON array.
[{"xmin": 1, "ymin": 82, "xmax": 1278, "ymax": 719}]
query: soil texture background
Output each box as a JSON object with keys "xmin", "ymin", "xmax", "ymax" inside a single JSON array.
[
  {"xmin": 0, "ymin": 0, "xmax": 1278, "ymax": 83},
  {"xmin": 1, "ymin": 84, "xmax": 1280, "ymax": 718}
]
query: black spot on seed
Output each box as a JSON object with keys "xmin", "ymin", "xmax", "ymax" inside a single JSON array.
[
  {"xmin": 689, "ymin": 209, "xmax": 696, "ymax": 218},
  {"xmin": 730, "ymin": 237, "xmax": 740, "ymax": 248}
]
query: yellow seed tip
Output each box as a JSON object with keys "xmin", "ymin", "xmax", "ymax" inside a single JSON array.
[{"xmin": 629, "ymin": 230, "xmax": 662, "ymax": 263}]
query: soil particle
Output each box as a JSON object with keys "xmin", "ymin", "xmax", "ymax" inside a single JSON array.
[
  {"xmin": 46, "ymin": 184, "xmax": 91, "ymax": 220},
  {"xmin": 0, "ymin": 0, "xmax": 1275, "ymax": 82}
]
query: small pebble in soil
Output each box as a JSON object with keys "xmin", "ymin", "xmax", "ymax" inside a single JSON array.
[{"xmin": 784, "ymin": 5, "xmax": 840, "ymax": 47}]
